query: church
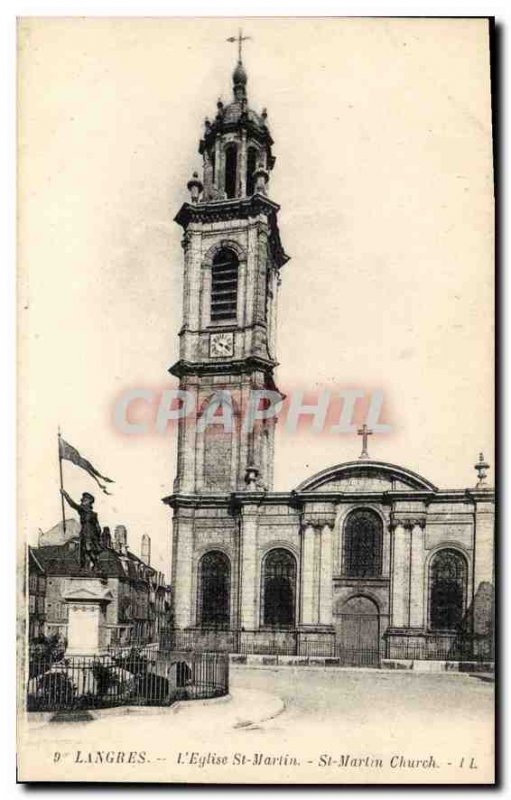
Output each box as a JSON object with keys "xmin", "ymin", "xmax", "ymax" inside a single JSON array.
[{"xmin": 163, "ymin": 50, "xmax": 494, "ymax": 666}]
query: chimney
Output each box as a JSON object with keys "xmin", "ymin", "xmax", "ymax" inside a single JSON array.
[
  {"xmin": 114, "ymin": 525, "xmax": 127, "ymax": 553},
  {"xmin": 141, "ymin": 534, "xmax": 151, "ymax": 566}
]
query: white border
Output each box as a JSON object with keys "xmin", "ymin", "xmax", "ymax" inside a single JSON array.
[{"xmin": 3, "ymin": 2, "xmax": 506, "ymax": 796}]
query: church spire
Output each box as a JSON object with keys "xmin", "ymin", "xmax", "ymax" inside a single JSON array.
[
  {"xmin": 194, "ymin": 38, "xmax": 276, "ymax": 203},
  {"xmin": 227, "ymin": 29, "xmax": 251, "ymax": 104},
  {"xmin": 232, "ymin": 58, "xmax": 248, "ymax": 102}
]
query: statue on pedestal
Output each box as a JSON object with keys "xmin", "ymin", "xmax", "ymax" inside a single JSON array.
[{"xmin": 60, "ymin": 489, "xmax": 102, "ymax": 571}]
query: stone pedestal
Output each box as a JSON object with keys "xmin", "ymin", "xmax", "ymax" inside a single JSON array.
[{"xmin": 63, "ymin": 579, "xmax": 113, "ymax": 656}]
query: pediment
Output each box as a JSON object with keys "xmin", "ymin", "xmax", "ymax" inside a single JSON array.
[
  {"xmin": 296, "ymin": 460, "xmax": 437, "ymax": 494},
  {"xmin": 63, "ymin": 586, "xmax": 113, "ymax": 602}
]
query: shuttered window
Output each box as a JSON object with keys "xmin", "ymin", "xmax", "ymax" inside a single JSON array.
[{"xmin": 211, "ymin": 249, "xmax": 239, "ymax": 322}]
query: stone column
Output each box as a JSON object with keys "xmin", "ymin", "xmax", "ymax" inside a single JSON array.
[
  {"xmin": 409, "ymin": 520, "xmax": 426, "ymax": 628},
  {"xmin": 239, "ymin": 129, "xmax": 247, "ymax": 196},
  {"xmin": 300, "ymin": 524, "xmax": 315, "ymax": 624},
  {"xmin": 319, "ymin": 524, "xmax": 333, "ymax": 625},
  {"xmin": 239, "ymin": 505, "xmax": 258, "ymax": 630},
  {"xmin": 172, "ymin": 514, "xmax": 194, "ymax": 628},
  {"xmin": 390, "ymin": 520, "xmax": 410, "ymax": 628},
  {"xmin": 215, "ymin": 136, "xmax": 223, "ymax": 196}
]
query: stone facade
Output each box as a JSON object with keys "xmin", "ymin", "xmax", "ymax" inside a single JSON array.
[
  {"xmin": 166, "ymin": 463, "xmax": 494, "ymax": 660},
  {"xmin": 164, "ymin": 57, "xmax": 494, "ymax": 663}
]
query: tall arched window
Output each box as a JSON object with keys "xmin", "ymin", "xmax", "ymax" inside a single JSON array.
[
  {"xmin": 210, "ymin": 248, "xmax": 239, "ymax": 322},
  {"xmin": 262, "ymin": 548, "xmax": 296, "ymax": 627},
  {"xmin": 343, "ymin": 509, "xmax": 383, "ymax": 578},
  {"xmin": 246, "ymin": 146, "xmax": 258, "ymax": 195},
  {"xmin": 224, "ymin": 143, "xmax": 237, "ymax": 198},
  {"xmin": 429, "ymin": 549, "xmax": 467, "ymax": 631},
  {"xmin": 198, "ymin": 551, "xmax": 230, "ymax": 628}
]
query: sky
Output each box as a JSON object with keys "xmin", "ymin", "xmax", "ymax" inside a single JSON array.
[{"xmin": 18, "ymin": 17, "xmax": 494, "ymax": 579}]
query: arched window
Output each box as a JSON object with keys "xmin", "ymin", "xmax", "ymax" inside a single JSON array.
[
  {"xmin": 224, "ymin": 143, "xmax": 237, "ymax": 199},
  {"xmin": 198, "ymin": 551, "xmax": 230, "ymax": 628},
  {"xmin": 246, "ymin": 146, "xmax": 258, "ymax": 195},
  {"xmin": 429, "ymin": 549, "xmax": 467, "ymax": 631},
  {"xmin": 262, "ymin": 548, "xmax": 296, "ymax": 627},
  {"xmin": 210, "ymin": 248, "xmax": 239, "ymax": 322},
  {"xmin": 343, "ymin": 509, "xmax": 383, "ymax": 578}
]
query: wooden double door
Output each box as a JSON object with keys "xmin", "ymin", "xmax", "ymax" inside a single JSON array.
[{"xmin": 335, "ymin": 596, "xmax": 381, "ymax": 667}]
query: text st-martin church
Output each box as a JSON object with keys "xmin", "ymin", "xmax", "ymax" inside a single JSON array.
[{"xmin": 163, "ymin": 53, "xmax": 494, "ymax": 665}]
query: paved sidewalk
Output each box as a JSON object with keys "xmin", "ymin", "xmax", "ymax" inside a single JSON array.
[{"xmin": 23, "ymin": 687, "xmax": 285, "ymax": 741}]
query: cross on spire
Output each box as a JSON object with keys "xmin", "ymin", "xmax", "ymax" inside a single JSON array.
[
  {"xmin": 226, "ymin": 29, "xmax": 251, "ymax": 63},
  {"xmin": 357, "ymin": 424, "xmax": 373, "ymax": 460}
]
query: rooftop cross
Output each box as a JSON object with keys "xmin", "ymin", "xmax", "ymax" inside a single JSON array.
[
  {"xmin": 226, "ymin": 29, "xmax": 252, "ymax": 63},
  {"xmin": 357, "ymin": 424, "xmax": 373, "ymax": 461}
]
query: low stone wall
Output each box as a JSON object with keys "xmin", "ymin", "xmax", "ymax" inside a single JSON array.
[{"xmin": 230, "ymin": 653, "xmax": 495, "ymax": 672}]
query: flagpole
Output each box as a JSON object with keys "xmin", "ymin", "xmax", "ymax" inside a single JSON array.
[{"xmin": 58, "ymin": 427, "xmax": 66, "ymax": 534}]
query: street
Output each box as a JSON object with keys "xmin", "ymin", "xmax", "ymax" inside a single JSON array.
[{"xmin": 19, "ymin": 666, "xmax": 494, "ymax": 784}]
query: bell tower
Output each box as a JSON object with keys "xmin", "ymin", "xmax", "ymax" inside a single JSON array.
[{"xmin": 170, "ymin": 52, "xmax": 289, "ymax": 494}]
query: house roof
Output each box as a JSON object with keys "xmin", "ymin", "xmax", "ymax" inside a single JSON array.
[
  {"xmin": 32, "ymin": 539, "xmax": 169, "ymax": 586},
  {"xmin": 34, "ymin": 539, "xmax": 127, "ymax": 579},
  {"xmin": 28, "ymin": 546, "xmax": 45, "ymax": 574}
]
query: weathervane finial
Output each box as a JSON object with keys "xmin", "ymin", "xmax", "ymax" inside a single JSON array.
[{"xmin": 226, "ymin": 28, "xmax": 252, "ymax": 63}]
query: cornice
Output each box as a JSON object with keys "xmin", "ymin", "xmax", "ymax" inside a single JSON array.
[
  {"xmin": 174, "ymin": 195, "xmax": 290, "ymax": 268},
  {"xmin": 168, "ymin": 355, "xmax": 278, "ymax": 379},
  {"xmin": 465, "ymin": 488, "xmax": 495, "ymax": 503},
  {"xmin": 175, "ymin": 195, "xmax": 278, "ymax": 226},
  {"xmin": 199, "ymin": 117, "xmax": 274, "ymax": 154},
  {"xmin": 162, "ymin": 487, "xmax": 495, "ymax": 511}
]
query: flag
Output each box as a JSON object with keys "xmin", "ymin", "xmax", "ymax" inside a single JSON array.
[{"xmin": 59, "ymin": 436, "xmax": 114, "ymax": 495}]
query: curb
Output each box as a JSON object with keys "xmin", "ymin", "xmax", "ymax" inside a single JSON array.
[
  {"xmin": 24, "ymin": 688, "xmax": 285, "ymax": 730},
  {"xmin": 24, "ymin": 692, "xmax": 233, "ymax": 725}
]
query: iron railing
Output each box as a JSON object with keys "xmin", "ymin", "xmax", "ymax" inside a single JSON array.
[
  {"xmin": 382, "ymin": 637, "xmax": 494, "ymax": 663},
  {"xmin": 26, "ymin": 649, "xmax": 229, "ymax": 712},
  {"xmin": 159, "ymin": 628, "xmax": 493, "ymax": 666},
  {"xmin": 239, "ymin": 630, "xmax": 298, "ymax": 656}
]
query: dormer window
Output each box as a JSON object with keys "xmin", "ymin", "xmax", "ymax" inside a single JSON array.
[{"xmin": 211, "ymin": 248, "xmax": 239, "ymax": 322}]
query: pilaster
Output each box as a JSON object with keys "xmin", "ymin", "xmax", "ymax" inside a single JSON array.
[
  {"xmin": 239, "ymin": 503, "xmax": 259, "ymax": 630},
  {"xmin": 172, "ymin": 512, "xmax": 194, "ymax": 628},
  {"xmin": 300, "ymin": 524, "xmax": 315, "ymax": 624}
]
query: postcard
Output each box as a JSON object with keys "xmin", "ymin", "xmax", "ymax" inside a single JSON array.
[{"xmin": 17, "ymin": 16, "xmax": 495, "ymax": 784}]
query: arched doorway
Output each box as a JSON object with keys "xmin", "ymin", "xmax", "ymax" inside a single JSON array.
[{"xmin": 335, "ymin": 595, "xmax": 380, "ymax": 667}]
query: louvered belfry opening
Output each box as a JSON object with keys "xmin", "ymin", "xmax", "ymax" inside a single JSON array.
[
  {"xmin": 224, "ymin": 143, "xmax": 237, "ymax": 199},
  {"xmin": 210, "ymin": 248, "xmax": 239, "ymax": 322},
  {"xmin": 246, "ymin": 146, "xmax": 258, "ymax": 195}
]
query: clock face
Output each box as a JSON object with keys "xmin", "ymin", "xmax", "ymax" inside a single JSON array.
[{"xmin": 209, "ymin": 331, "xmax": 234, "ymax": 358}]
